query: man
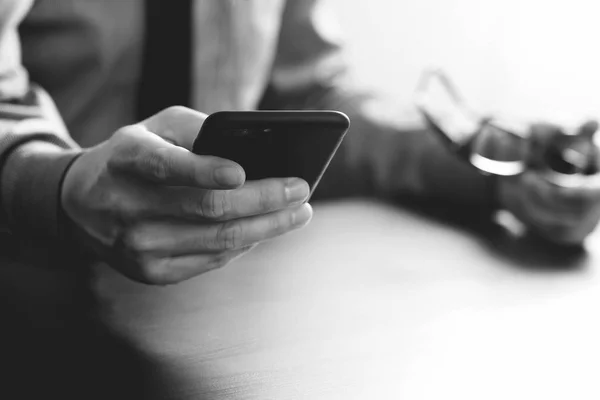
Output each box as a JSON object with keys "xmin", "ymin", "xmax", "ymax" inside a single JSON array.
[{"xmin": 1, "ymin": 0, "xmax": 599, "ymax": 287}]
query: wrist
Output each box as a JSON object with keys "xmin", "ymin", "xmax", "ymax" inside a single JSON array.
[{"xmin": 2, "ymin": 140, "xmax": 82, "ymax": 239}]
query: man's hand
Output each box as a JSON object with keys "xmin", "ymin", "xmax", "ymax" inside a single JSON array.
[
  {"xmin": 498, "ymin": 122, "xmax": 600, "ymax": 245},
  {"xmin": 499, "ymin": 171, "xmax": 600, "ymax": 245},
  {"xmin": 61, "ymin": 107, "xmax": 313, "ymax": 285}
]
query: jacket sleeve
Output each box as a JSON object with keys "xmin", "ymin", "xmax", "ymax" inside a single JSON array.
[
  {"xmin": 259, "ymin": 0, "xmax": 496, "ymax": 211},
  {"xmin": 0, "ymin": 0, "xmax": 82, "ymax": 239}
]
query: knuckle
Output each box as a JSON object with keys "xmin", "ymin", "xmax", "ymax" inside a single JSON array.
[
  {"xmin": 107, "ymin": 126, "xmax": 148, "ymax": 173},
  {"xmin": 113, "ymin": 198, "xmax": 138, "ymax": 224},
  {"xmin": 107, "ymin": 129, "xmax": 139, "ymax": 170},
  {"xmin": 262, "ymin": 212, "xmax": 287, "ymax": 238},
  {"xmin": 216, "ymin": 222, "xmax": 243, "ymax": 250},
  {"xmin": 145, "ymin": 148, "xmax": 171, "ymax": 181},
  {"xmin": 162, "ymin": 105, "xmax": 190, "ymax": 117},
  {"xmin": 200, "ymin": 191, "xmax": 230, "ymax": 219},
  {"xmin": 121, "ymin": 227, "xmax": 153, "ymax": 254},
  {"xmin": 113, "ymin": 227, "xmax": 176, "ymax": 286},
  {"xmin": 257, "ymin": 182, "xmax": 282, "ymax": 212},
  {"xmin": 106, "ymin": 153, "xmax": 123, "ymax": 174},
  {"xmin": 106, "ymin": 190, "xmax": 145, "ymax": 224},
  {"xmin": 276, "ymin": 211, "xmax": 293, "ymax": 233},
  {"xmin": 160, "ymin": 105, "xmax": 207, "ymax": 122},
  {"xmin": 90, "ymin": 186, "xmax": 138, "ymax": 225},
  {"xmin": 139, "ymin": 259, "xmax": 173, "ymax": 286},
  {"xmin": 118, "ymin": 203, "xmax": 140, "ymax": 223},
  {"xmin": 112, "ymin": 125, "xmax": 143, "ymax": 149},
  {"xmin": 111, "ymin": 125, "xmax": 137, "ymax": 143}
]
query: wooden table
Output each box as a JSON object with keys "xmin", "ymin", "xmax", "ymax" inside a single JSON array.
[{"xmin": 80, "ymin": 199, "xmax": 600, "ymax": 400}]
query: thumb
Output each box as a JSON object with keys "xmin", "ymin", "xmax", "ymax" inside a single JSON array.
[{"xmin": 139, "ymin": 106, "xmax": 207, "ymax": 150}]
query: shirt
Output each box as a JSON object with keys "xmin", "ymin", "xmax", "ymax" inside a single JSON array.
[{"xmin": 0, "ymin": 0, "xmax": 493, "ymax": 245}]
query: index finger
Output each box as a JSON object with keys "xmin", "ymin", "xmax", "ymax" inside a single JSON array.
[
  {"xmin": 140, "ymin": 106, "xmax": 206, "ymax": 150},
  {"xmin": 113, "ymin": 128, "xmax": 246, "ymax": 189}
]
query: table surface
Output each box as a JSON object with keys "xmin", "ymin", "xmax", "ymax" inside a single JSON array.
[{"xmin": 81, "ymin": 199, "xmax": 600, "ymax": 400}]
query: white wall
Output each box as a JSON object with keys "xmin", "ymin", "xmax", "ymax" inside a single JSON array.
[{"xmin": 332, "ymin": 0, "xmax": 600, "ymax": 128}]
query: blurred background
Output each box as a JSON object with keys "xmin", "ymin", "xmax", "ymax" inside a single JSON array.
[{"xmin": 333, "ymin": 0, "xmax": 600, "ymax": 128}]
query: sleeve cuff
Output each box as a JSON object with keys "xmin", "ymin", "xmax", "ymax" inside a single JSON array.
[{"xmin": 2, "ymin": 142, "xmax": 82, "ymax": 240}]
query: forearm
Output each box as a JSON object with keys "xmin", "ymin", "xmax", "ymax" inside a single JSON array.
[
  {"xmin": 0, "ymin": 0, "xmax": 82, "ymax": 238},
  {"xmin": 0, "ymin": 87, "xmax": 82, "ymax": 239}
]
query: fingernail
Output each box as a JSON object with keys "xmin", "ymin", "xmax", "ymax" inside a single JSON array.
[
  {"xmin": 285, "ymin": 178, "xmax": 309, "ymax": 204},
  {"xmin": 291, "ymin": 204, "xmax": 313, "ymax": 227},
  {"xmin": 214, "ymin": 166, "xmax": 244, "ymax": 186}
]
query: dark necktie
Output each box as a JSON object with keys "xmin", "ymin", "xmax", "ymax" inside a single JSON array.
[{"xmin": 136, "ymin": 0, "xmax": 192, "ymax": 120}]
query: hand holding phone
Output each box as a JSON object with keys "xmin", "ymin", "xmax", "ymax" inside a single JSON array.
[{"xmin": 61, "ymin": 107, "xmax": 320, "ymax": 285}]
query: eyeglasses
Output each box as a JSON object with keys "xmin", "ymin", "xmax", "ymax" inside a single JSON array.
[{"xmin": 414, "ymin": 69, "xmax": 599, "ymax": 187}]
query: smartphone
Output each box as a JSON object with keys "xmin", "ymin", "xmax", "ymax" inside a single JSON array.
[{"xmin": 192, "ymin": 110, "xmax": 350, "ymax": 197}]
